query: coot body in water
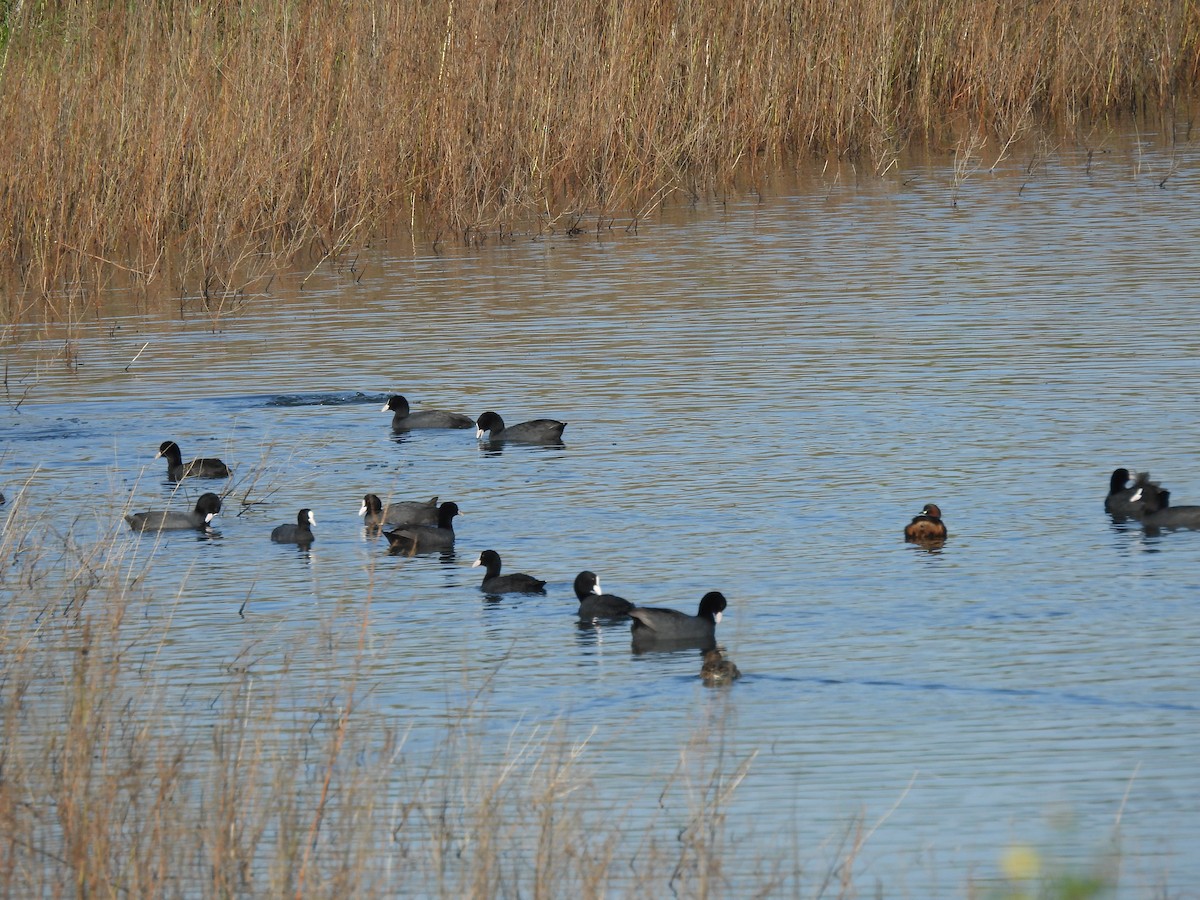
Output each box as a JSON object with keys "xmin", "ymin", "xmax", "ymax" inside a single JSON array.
[
  {"xmin": 383, "ymin": 395, "xmax": 473, "ymax": 430},
  {"xmin": 1105, "ymin": 468, "xmax": 1166, "ymax": 519},
  {"xmin": 472, "ymin": 550, "xmax": 547, "ymax": 594},
  {"xmin": 126, "ymin": 492, "xmax": 222, "ymax": 533},
  {"xmin": 272, "ymin": 509, "xmax": 316, "ymax": 545},
  {"xmin": 360, "ymin": 493, "xmax": 439, "ymax": 528},
  {"xmin": 474, "ymin": 411, "xmax": 566, "ymax": 444},
  {"xmin": 573, "ymin": 570, "xmax": 634, "ymax": 620},
  {"xmin": 384, "ymin": 502, "xmax": 460, "ymax": 554},
  {"xmin": 629, "ymin": 591, "xmax": 727, "ymax": 652},
  {"xmin": 156, "ymin": 441, "xmax": 230, "ymax": 482},
  {"xmin": 1132, "ymin": 487, "xmax": 1200, "ymax": 532}
]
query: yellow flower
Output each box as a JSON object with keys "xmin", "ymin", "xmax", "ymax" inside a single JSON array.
[{"xmin": 1001, "ymin": 844, "xmax": 1042, "ymax": 880}]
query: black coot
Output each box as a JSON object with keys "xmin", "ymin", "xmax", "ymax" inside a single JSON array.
[
  {"xmin": 1106, "ymin": 468, "xmax": 1166, "ymax": 519},
  {"xmin": 573, "ymin": 570, "xmax": 634, "ymax": 620},
  {"xmin": 384, "ymin": 502, "xmax": 460, "ymax": 554},
  {"xmin": 629, "ymin": 591, "xmax": 727, "ymax": 651},
  {"xmin": 1132, "ymin": 487, "xmax": 1200, "ymax": 532},
  {"xmin": 126, "ymin": 492, "xmax": 222, "ymax": 532},
  {"xmin": 474, "ymin": 411, "xmax": 566, "ymax": 444},
  {"xmin": 272, "ymin": 508, "xmax": 315, "ymax": 544},
  {"xmin": 360, "ymin": 493, "xmax": 439, "ymax": 528},
  {"xmin": 156, "ymin": 440, "xmax": 230, "ymax": 482},
  {"xmin": 383, "ymin": 395, "xmax": 473, "ymax": 430},
  {"xmin": 472, "ymin": 550, "xmax": 547, "ymax": 594}
]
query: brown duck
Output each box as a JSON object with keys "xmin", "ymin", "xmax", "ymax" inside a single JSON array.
[{"xmin": 904, "ymin": 503, "xmax": 947, "ymax": 545}]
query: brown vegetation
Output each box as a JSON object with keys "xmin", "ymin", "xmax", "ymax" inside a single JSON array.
[{"xmin": 0, "ymin": 0, "xmax": 1196, "ymax": 311}]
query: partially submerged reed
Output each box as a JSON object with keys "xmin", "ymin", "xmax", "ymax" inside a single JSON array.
[{"xmin": 0, "ymin": 0, "xmax": 1196, "ymax": 312}]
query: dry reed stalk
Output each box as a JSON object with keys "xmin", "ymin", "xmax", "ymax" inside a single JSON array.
[{"xmin": 0, "ymin": 0, "xmax": 1194, "ymax": 314}]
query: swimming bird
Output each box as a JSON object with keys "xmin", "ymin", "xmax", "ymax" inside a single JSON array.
[
  {"xmin": 272, "ymin": 508, "xmax": 316, "ymax": 545},
  {"xmin": 474, "ymin": 411, "xmax": 566, "ymax": 444},
  {"xmin": 156, "ymin": 440, "xmax": 230, "ymax": 482},
  {"xmin": 359, "ymin": 493, "xmax": 439, "ymax": 529},
  {"xmin": 629, "ymin": 591, "xmax": 727, "ymax": 651},
  {"xmin": 700, "ymin": 649, "xmax": 742, "ymax": 686},
  {"xmin": 382, "ymin": 395, "xmax": 474, "ymax": 430},
  {"xmin": 904, "ymin": 503, "xmax": 947, "ymax": 545},
  {"xmin": 1131, "ymin": 487, "xmax": 1200, "ymax": 532},
  {"xmin": 472, "ymin": 549, "xmax": 547, "ymax": 594},
  {"xmin": 1105, "ymin": 468, "xmax": 1165, "ymax": 519},
  {"xmin": 573, "ymin": 570, "xmax": 634, "ymax": 620},
  {"xmin": 126, "ymin": 492, "xmax": 222, "ymax": 533},
  {"xmin": 384, "ymin": 501, "xmax": 460, "ymax": 554}
]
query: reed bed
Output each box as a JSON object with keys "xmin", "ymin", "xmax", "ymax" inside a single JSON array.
[{"xmin": 0, "ymin": 0, "xmax": 1196, "ymax": 314}]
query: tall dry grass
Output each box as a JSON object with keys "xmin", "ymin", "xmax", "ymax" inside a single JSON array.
[{"xmin": 0, "ymin": 0, "xmax": 1196, "ymax": 313}]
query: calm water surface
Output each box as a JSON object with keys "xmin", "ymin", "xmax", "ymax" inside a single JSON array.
[{"xmin": 3, "ymin": 131, "xmax": 1200, "ymax": 895}]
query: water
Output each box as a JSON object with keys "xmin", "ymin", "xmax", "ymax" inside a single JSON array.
[{"xmin": 3, "ymin": 130, "xmax": 1199, "ymax": 895}]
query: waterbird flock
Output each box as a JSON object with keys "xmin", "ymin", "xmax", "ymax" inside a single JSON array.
[{"xmin": 76, "ymin": 397, "xmax": 1200, "ymax": 685}]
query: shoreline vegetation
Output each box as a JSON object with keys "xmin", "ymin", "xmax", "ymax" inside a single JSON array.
[{"xmin": 0, "ymin": 0, "xmax": 1197, "ymax": 316}]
